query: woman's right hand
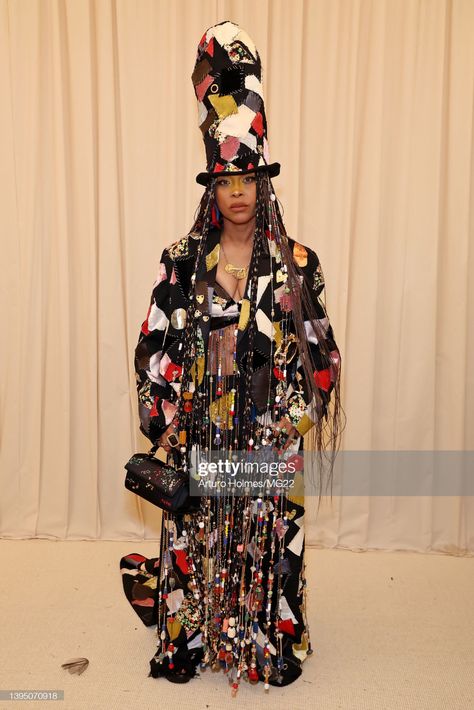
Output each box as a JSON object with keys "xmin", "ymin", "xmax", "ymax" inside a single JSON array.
[{"xmin": 158, "ymin": 422, "xmax": 178, "ymax": 453}]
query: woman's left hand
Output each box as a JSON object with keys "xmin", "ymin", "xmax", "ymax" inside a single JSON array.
[{"xmin": 273, "ymin": 417, "xmax": 299, "ymax": 452}]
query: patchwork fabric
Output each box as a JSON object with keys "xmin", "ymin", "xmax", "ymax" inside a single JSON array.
[
  {"xmin": 126, "ymin": 227, "xmax": 340, "ymax": 692},
  {"xmin": 134, "ymin": 226, "xmax": 339, "ymax": 442},
  {"xmin": 192, "ymin": 20, "xmax": 280, "ymax": 184}
]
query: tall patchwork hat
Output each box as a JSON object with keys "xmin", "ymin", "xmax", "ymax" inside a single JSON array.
[{"xmin": 192, "ymin": 20, "xmax": 281, "ymax": 186}]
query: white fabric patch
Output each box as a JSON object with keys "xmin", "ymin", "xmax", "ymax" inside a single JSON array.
[
  {"xmin": 188, "ymin": 632, "xmax": 203, "ymax": 650},
  {"xmin": 165, "ymin": 588, "xmax": 184, "ymax": 614},
  {"xmin": 240, "ymin": 131, "xmax": 257, "ymax": 153},
  {"xmin": 208, "ymin": 21, "xmax": 239, "ymax": 47},
  {"xmin": 198, "ymin": 100, "xmax": 208, "ymax": 125},
  {"xmin": 245, "ymin": 74, "xmax": 263, "ymax": 98},
  {"xmin": 218, "ymin": 104, "xmax": 256, "ymax": 139},
  {"xmin": 256, "ymin": 627, "xmax": 277, "ymax": 654},
  {"xmin": 256, "ymin": 274, "xmax": 271, "ymax": 303},
  {"xmin": 256, "ymin": 307, "xmax": 272, "ymax": 338},
  {"xmin": 236, "ymin": 29, "xmax": 257, "ymax": 60},
  {"xmin": 148, "ymin": 302, "xmax": 168, "ymax": 331},
  {"xmin": 279, "ymin": 595, "xmax": 298, "ymax": 623},
  {"xmin": 287, "ymin": 525, "xmax": 304, "ymax": 556},
  {"xmin": 304, "ymin": 316, "xmax": 329, "ymax": 345},
  {"xmin": 147, "ymin": 351, "xmax": 164, "ymax": 383}
]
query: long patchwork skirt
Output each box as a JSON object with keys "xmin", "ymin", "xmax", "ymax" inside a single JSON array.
[{"xmin": 120, "ymin": 482, "xmax": 312, "ymax": 694}]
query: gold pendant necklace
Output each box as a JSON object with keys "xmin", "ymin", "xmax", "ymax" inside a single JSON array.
[
  {"xmin": 224, "ymin": 263, "xmax": 248, "ymax": 279},
  {"xmin": 220, "ymin": 241, "xmax": 250, "ymax": 280}
]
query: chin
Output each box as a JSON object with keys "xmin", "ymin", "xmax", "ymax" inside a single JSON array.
[{"xmin": 224, "ymin": 211, "xmax": 255, "ymax": 224}]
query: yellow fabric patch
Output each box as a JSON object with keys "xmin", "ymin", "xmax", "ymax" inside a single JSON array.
[
  {"xmin": 293, "ymin": 632, "xmax": 310, "ymax": 662},
  {"xmin": 143, "ymin": 576, "xmax": 157, "ymax": 590},
  {"xmin": 296, "ymin": 413, "xmax": 315, "ymax": 437},
  {"xmin": 293, "ymin": 242, "xmax": 308, "ymax": 267},
  {"xmin": 287, "ymin": 471, "xmax": 305, "ymax": 504},
  {"xmin": 210, "ymin": 392, "xmax": 234, "ymax": 429},
  {"xmin": 273, "ymin": 320, "xmax": 282, "ymax": 349},
  {"xmin": 208, "ymin": 93, "xmax": 238, "ymax": 119},
  {"xmin": 190, "ymin": 357, "xmax": 205, "ymax": 386},
  {"xmin": 167, "ymin": 619, "xmax": 182, "ymax": 641},
  {"xmin": 206, "ymin": 243, "xmax": 220, "ymax": 271},
  {"xmin": 238, "ymin": 298, "xmax": 250, "ymax": 330}
]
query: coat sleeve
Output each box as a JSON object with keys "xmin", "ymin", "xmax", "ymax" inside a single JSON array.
[
  {"xmin": 133, "ymin": 247, "xmax": 182, "ymax": 445},
  {"xmin": 285, "ymin": 247, "xmax": 341, "ymax": 436}
]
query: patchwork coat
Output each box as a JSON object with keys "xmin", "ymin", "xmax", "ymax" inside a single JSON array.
[{"xmin": 134, "ymin": 225, "xmax": 340, "ymax": 447}]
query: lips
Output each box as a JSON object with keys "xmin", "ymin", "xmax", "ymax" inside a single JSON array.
[{"xmin": 230, "ymin": 203, "xmax": 248, "ymax": 210}]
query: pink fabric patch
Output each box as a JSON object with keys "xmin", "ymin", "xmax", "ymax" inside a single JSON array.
[
  {"xmin": 330, "ymin": 349, "xmax": 340, "ymax": 382},
  {"xmin": 170, "ymin": 266, "xmax": 177, "ymax": 284},
  {"xmin": 155, "ymin": 262, "xmax": 167, "ymax": 284},
  {"xmin": 196, "ymin": 73, "xmax": 213, "ymax": 102},
  {"xmin": 220, "ymin": 136, "xmax": 240, "ymax": 160},
  {"xmin": 162, "ymin": 399, "xmax": 178, "ymax": 424}
]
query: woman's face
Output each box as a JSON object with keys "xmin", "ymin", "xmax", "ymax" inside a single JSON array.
[{"xmin": 215, "ymin": 172, "xmax": 257, "ymax": 225}]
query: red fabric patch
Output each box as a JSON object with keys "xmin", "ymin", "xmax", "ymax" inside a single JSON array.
[
  {"xmin": 251, "ymin": 112, "xmax": 264, "ymax": 136},
  {"xmin": 207, "ymin": 36, "xmax": 214, "ymax": 56},
  {"xmin": 164, "ymin": 362, "xmax": 183, "ymax": 382},
  {"xmin": 126, "ymin": 553, "xmax": 146, "ymax": 564},
  {"xmin": 150, "ymin": 397, "xmax": 159, "ymax": 417},
  {"xmin": 211, "ymin": 204, "xmax": 221, "ymax": 227},
  {"xmin": 247, "ymin": 162, "xmax": 255, "ymax": 169},
  {"xmin": 174, "ymin": 549, "xmax": 190, "ymax": 575},
  {"xmin": 314, "ymin": 368, "xmax": 331, "ymax": 391},
  {"xmin": 214, "ymin": 163, "xmax": 225, "ymax": 173},
  {"xmin": 277, "ymin": 618, "xmax": 296, "ymax": 636},
  {"xmin": 265, "ymin": 228, "xmax": 274, "ymax": 241},
  {"xmin": 273, "ymin": 367, "xmax": 285, "ymax": 381}
]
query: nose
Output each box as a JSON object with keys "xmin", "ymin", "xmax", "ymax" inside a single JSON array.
[{"xmin": 232, "ymin": 185, "xmax": 243, "ymax": 196}]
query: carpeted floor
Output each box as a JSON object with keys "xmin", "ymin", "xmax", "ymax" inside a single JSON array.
[{"xmin": 0, "ymin": 540, "xmax": 472, "ymax": 710}]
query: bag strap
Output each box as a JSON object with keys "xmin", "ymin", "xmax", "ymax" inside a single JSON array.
[{"xmin": 147, "ymin": 441, "xmax": 160, "ymax": 457}]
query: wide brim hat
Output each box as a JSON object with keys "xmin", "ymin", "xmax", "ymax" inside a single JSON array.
[
  {"xmin": 192, "ymin": 20, "xmax": 280, "ymax": 186},
  {"xmin": 195, "ymin": 162, "xmax": 280, "ymax": 186}
]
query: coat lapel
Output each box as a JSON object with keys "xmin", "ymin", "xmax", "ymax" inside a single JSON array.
[{"xmin": 173, "ymin": 227, "xmax": 279, "ymax": 366}]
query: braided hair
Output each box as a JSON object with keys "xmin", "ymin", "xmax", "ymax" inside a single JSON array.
[{"xmin": 175, "ymin": 171, "xmax": 346, "ymax": 512}]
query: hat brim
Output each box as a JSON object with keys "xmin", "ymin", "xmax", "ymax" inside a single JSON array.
[{"xmin": 195, "ymin": 162, "xmax": 281, "ymax": 186}]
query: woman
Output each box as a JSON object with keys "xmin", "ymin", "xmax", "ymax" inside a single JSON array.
[{"xmin": 120, "ymin": 21, "xmax": 343, "ymax": 695}]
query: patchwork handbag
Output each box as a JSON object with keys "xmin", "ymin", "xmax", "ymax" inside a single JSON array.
[{"xmin": 124, "ymin": 443, "xmax": 199, "ymax": 514}]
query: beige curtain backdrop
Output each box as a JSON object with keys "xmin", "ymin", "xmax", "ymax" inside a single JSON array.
[{"xmin": 1, "ymin": 0, "xmax": 473, "ymax": 550}]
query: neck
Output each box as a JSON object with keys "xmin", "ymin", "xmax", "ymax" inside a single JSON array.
[{"xmin": 220, "ymin": 216, "xmax": 255, "ymax": 245}]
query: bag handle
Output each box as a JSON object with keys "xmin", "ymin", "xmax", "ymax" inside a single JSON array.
[{"xmin": 147, "ymin": 441, "xmax": 160, "ymax": 457}]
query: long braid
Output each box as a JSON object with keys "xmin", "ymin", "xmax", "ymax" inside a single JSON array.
[
  {"xmin": 260, "ymin": 171, "xmax": 346, "ymax": 510},
  {"xmin": 175, "ymin": 182, "xmax": 215, "ymax": 468},
  {"xmin": 240, "ymin": 173, "xmax": 268, "ymax": 446}
]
